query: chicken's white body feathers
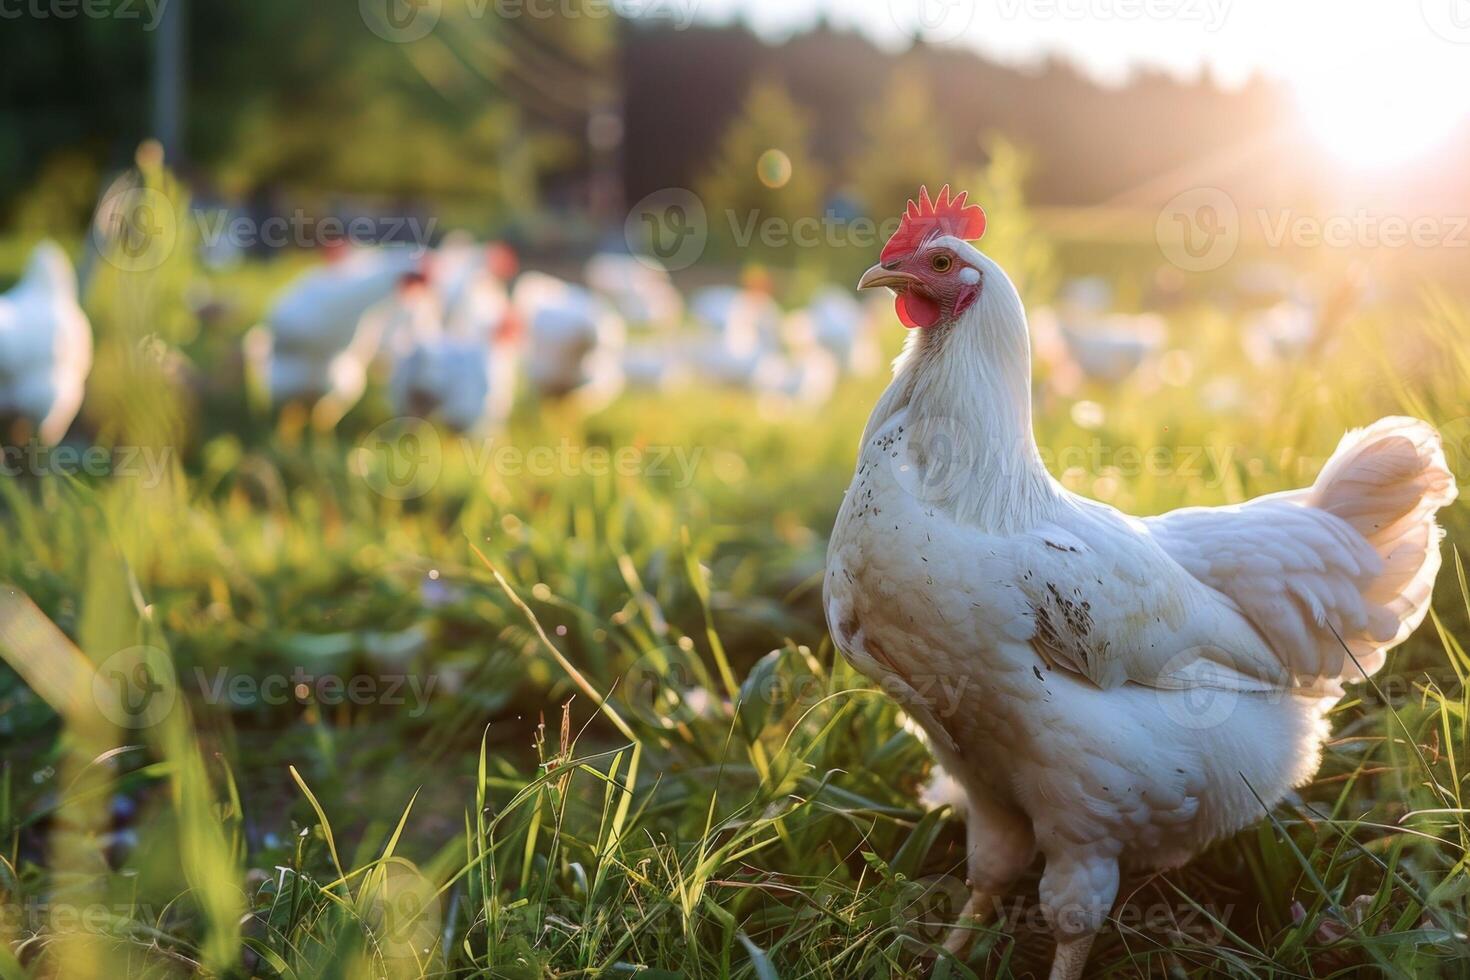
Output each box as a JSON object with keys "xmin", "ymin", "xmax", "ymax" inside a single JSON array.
[{"xmin": 0, "ymin": 241, "xmax": 93, "ymax": 443}]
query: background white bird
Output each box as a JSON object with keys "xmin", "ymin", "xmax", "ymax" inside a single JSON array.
[
  {"xmin": 782, "ymin": 285, "xmax": 883, "ymax": 377},
  {"xmin": 388, "ymin": 271, "xmax": 521, "ymax": 433},
  {"xmin": 1241, "ymin": 273, "xmax": 1362, "ymax": 367},
  {"xmin": 1030, "ymin": 304, "xmax": 1166, "ymax": 394},
  {"xmin": 511, "ymin": 270, "xmax": 625, "ymax": 409},
  {"xmin": 687, "ymin": 283, "xmax": 782, "ymax": 388},
  {"xmin": 620, "ymin": 336, "xmax": 695, "ymax": 393},
  {"xmin": 584, "ymin": 251, "xmax": 683, "ymax": 330},
  {"xmin": 245, "ymin": 244, "xmax": 421, "ymax": 428},
  {"xmin": 749, "ymin": 307, "xmax": 839, "ymax": 412},
  {"xmin": 0, "ymin": 241, "xmax": 93, "ymax": 445}
]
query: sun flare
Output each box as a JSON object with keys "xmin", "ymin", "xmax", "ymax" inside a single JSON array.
[{"xmin": 1293, "ymin": 56, "xmax": 1467, "ymax": 172}]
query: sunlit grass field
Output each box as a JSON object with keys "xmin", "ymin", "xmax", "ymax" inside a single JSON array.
[{"xmin": 2, "ymin": 206, "xmax": 1468, "ymax": 978}]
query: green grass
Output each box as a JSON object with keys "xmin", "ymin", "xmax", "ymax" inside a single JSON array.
[{"xmin": 0, "ymin": 228, "xmax": 1468, "ymax": 979}]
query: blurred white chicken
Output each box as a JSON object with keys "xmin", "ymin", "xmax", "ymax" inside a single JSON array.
[
  {"xmin": 0, "ymin": 241, "xmax": 93, "ymax": 444},
  {"xmin": 510, "ymin": 271, "xmax": 625, "ymax": 409},
  {"xmin": 1242, "ymin": 297, "xmax": 1318, "ymax": 365},
  {"xmin": 1031, "ymin": 301, "xmax": 1165, "ymax": 395},
  {"xmin": 782, "ymin": 285, "xmax": 883, "ymax": 377},
  {"xmin": 827, "ymin": 185, "xmax": 1457, "ymax": 980},
  {"xmin": 245, "ymin": 244, "xmax": 421, "ymax": 429},
  {"xmin": 430, "ymin": 235, "xmax": 519, "ymax": 320},
  {"xmin": 584, "ymin": 252, "xmax": 683, "ymax": 330},
  {"xmin": 1242, "ymin": 274, "xmax": 1361, "ymax": 367},
  {"xmin": 750, "ymin": 341, "xmax": 839, "ymax": 414},
  {"xmin": 620, "ymin": 337, "xmax": 695, "ymax": 393},
  {"xmin": 687, "ymin": 282, "xmax": 782, "ymax": 388},
  {"xmin": 390, "ymin": 310, "xmax": 520, "ymax": 435}
]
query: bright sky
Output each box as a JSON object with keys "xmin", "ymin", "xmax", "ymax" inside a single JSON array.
[{"xmin": 631, "ymin": 0, "xmax": 1470, "ymax": 170}]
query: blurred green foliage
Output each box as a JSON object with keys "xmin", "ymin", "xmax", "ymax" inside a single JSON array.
[{"xmin": 0, "ymin": 0, "xmax": 618, "ymax": 230}]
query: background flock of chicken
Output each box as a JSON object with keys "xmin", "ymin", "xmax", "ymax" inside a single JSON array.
[{"xmin": 0, "ymin": 231, "xmax": 1354, "ymax": 448}]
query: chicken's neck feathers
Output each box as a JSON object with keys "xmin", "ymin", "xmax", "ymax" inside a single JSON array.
[{"xmin": 866, "ymin": 253, "xmax": 1059, "ymax": 534}]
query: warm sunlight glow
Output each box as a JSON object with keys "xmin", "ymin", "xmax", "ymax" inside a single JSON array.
[{"xmin": 1293, "ymin": 56, "xmax": 1467, "ymax": 172}]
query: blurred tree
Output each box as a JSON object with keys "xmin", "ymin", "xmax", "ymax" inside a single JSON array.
[
  {"xmin": 697, "ymin": 79, "xmax": 826, "ymax": 257},
  {"xmin": 962, "ymin": 137, "xmax": 1055, "ymax": 303},
  {"xmin": 848, "ymin": 67, "xmax": 951, "ymax": 217},
  {"xmin": 11, "ymin": 152, "xmax": 102, "ymax": 239},
  {"xmin": 0, "ymin": 1, "xmax": 617, "ymax": 228},
  {"xmin": 191, "ymin": 1, "xmax": 612, "ymax": 218}
]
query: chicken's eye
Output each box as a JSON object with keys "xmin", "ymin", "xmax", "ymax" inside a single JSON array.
[{"xmin": 930, "ymin": 253, "xmax": 952, "ymax": 273}]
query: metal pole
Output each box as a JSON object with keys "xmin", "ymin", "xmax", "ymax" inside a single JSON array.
[{"xmin": 152, "ymin": 0, "xmax": 184, "ymax": 162}]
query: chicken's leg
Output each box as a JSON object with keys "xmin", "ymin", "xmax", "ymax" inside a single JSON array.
[
  {"xmin": 939, "ymin": 791, "xmax": 1034, "ymax": 958},
  {"xmin": 1038, "ymin": 849, "xmax": 1118, "ymax": 980},
  {"xmin": 1049, "ymin": 935, "xmax": 1096, "ymax": 980}
]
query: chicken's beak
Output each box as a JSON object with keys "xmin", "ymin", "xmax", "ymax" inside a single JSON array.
[{"xmin": 857, "ymin": 263, "xmax": 914, "ymax": 292}]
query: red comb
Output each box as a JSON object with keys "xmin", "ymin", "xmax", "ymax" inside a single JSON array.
[{"xmin": 880, "ymin": 184, "xmax": 986, "ymax": 263}]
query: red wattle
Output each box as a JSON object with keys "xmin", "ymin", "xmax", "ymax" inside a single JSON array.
[{"xmin": 896, "ymin": 290, "xmax": 941, "ymax": 329}]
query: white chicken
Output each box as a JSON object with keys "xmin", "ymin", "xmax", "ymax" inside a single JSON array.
[
  {"xmin": 620, "ymin": 338, "xmax": 694, "ymax": 393},
  {"xmin": 246, "ymin": 245, "xmax": 421, "ymax": 428},
  {"xmin": 1242, "ymin": 297, "xmax": 1319, "ymax": 365},
  {"xmin": 825, "ymin": 186, "xmax": 1456, "ymax": 980},
  {"xmin": 1030, "ymin": 305, "xmax": 1165, "ymax": 393},
  {"xmin": 783, "ymin": 286, "xmax": 883, "ymax": 377},
  {"xmin": 430, "ymin": 235, "xmax": 519, "ymax": 320},
  {"xmin": 0, "ymin": 241, "xmax": 93, "ymax": 444},
  {"xmin": 584, "ymin": 252, "xmax": 683, "ymax": 330},
  {"xmin": 388, "ymin": 274, "xmax": 520, "ymax": 433},
  {"xmin": 749, "ymin": 311, "xmax": 839, "ymax": 413},
  {"xmin": 510, "ymin": 271, "xmax": 625, "ymax": 409},
  {"xmin": 687, "ymin": 283, "xmax": 782, "ymax": 388}
]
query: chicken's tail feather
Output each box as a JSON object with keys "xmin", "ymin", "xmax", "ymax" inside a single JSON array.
[{"xmin": 1307, "ymin": 416, "xmax": 1457, "ymax": 678}]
